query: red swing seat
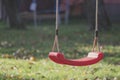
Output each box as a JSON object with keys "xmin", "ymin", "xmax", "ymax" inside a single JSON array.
[{"xmin": 49, "ymin": 52, "xmax": 104, "ymax": 66}]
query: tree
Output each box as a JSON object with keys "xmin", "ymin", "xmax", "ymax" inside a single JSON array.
[
  {"xmin": 85, "ymin": 0, "xmax": 111, "ymax": 30},
  {"xmin": 3, "ymin": 0, "xmax": 26, "ymax": 29}
]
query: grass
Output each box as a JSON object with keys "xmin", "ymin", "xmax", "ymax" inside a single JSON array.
[{"xmin": 0, "ymin": 20, "xmax": 120, "ymax": 80}]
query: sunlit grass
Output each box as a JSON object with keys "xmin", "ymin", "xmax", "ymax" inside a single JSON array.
[{"xmin": 0, "ymin": 58, "xmax": 120, "ymax": 80}]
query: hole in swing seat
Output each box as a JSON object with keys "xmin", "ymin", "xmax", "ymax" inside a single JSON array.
[{"xmin": 49, "ymin": 52, "xmax": 65, "ymax": 64}]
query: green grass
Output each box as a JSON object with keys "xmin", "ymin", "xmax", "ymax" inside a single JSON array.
[{"xmin": 0, "ymin": 20, "xmax": 120, "ymax": 80}]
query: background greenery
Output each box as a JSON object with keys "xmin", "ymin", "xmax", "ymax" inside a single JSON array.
[{"xmin": 0, "ymin": 20, "xmax": 120, "ymax": 80}]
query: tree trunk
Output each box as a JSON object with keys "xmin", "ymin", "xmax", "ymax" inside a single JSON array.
[
  {"xmin": 0, "ymin": 0, "xmax": 2, "ymax": 20},
  {"xmin": 3, "ymin": 0, "xmax": 26, "ymax": 29},
  {"xmin": 85, "ymin": 0, "xmax": 111, "ymax": 30}
]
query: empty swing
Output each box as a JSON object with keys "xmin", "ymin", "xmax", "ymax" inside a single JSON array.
[{"xmin": 49, "ymin": 0, "xmax": 104, "ymax": 66}]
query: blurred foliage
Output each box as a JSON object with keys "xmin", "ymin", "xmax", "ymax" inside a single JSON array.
[{"xmin": 0, "ymin": 20, "xmax": 120, "ymax": 80}]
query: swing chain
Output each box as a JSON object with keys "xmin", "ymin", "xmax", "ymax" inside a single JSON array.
[
  {"xmin": 52, "ymin": 35, "xmax": 60, "ymax": 52},
  {"xmin": 52, "ymin": 0, "xmax": 60, "ymax": 52},
  {"xmin": 92, "ymin": 0, "xmax": 101, "ymax": 52}
]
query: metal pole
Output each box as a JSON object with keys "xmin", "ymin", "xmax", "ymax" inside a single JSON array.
[
  {"xmin": 0, "ymin": 0, "xmax": 2, "ymax": 20},
  {"xmin": 33, "ymin": 7, "xmax": 37, "ymax": 28},
  {"xmin": 30, "ymin": 0, "xmax": 37, "ymax": 28},
  {"xmin": 65, "ymin": 0, "xmax": 70, "ymax": 24}
]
